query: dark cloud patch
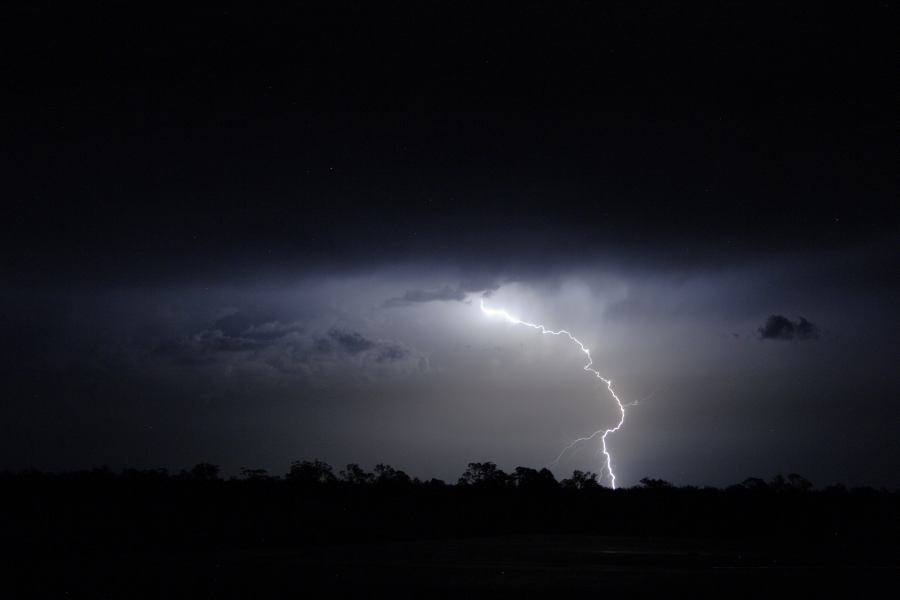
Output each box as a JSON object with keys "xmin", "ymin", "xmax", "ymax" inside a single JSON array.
[
  {"xmin": 385, "ymin": 286, "xmax": 466, "ymax": 307},
  {"xmin": 153, "ymin": 329, "xmax": 260, "ymax": 366},
  {"xmin": 314, "ymin": 337, "xmax": 334, "ymax": 354},
  {"xmin": 327, "ymin": 329, "xmax": 376, "ymax": 355},
  {"xmin": 243, "ymin": 321, "xmax": 304, "ymax": 341},
  {"xmin": 376, "ymin": 344, "xmax": 409, "ymax": 363},
  {"xmin": 758, "ymin": 315, "xmax": 819, "ymax": 341},
  {"xmin": 153, "ymin": 321, "xmax": 419, "ymax": 374},
  {"xmin": 385, "ymin": 279, "xmax": 499, "ymax": 307}
]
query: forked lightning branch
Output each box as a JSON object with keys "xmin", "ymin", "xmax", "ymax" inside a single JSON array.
[{"xmin": 479, "ymin": 298, "xmax": 627, "ymax": 489}]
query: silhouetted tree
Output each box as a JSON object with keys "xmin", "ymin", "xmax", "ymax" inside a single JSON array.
[
  {"xmin": 511, "ymin": 466, "xmax": 558, "ymax": 491},
  {"xmin": 511, "ymin": 466, "xmax": 538, "ymax": 486},
  {"xmin": 184, "ymin": 462, "xmax": 220, "ymax": 481},
  {"xmin": 0, "ymin": 462, "xmax": 894, "ymax": 558},
  {"xmin": 824, "ymin": 483, "xmax": 847, "ymax": 494},
  {"xmin": 787, "ymin": 473, "xmax": 813, "ymax": 492},
  {"xmin": 770, "ymin": 474, "xmax": 788, "ymax": 492},
  {"xmin": 561, "ymin": 469, "xmax": 600, "ymax": 490},
  {"xmin": 240, "ymin": 467, "xmax": 269, "ymax": 481},
  {"xmin": 122, "ymin": 468, "xmax": 169, "ymax": 481},
  {"xmin": 458, "ymin": 462, "xmax": 510, "ymax": 488},
  {"xmin": 340, "ymin": 463, "xmax": 374, "ymax": 485},
  {"xmin": 639, "ymin": 477, "xmax": 673, "ymax": 489},
  {"xmin": 741, "ymin": 477, "xmax": 769, "ymax": 491},
  {"xmin": 286, "ymin": 460, "xmax": 335, "ymax": 484},
  {"xmin": 373, "ymin": 464, "xmax": 412, "ymax": 486}
]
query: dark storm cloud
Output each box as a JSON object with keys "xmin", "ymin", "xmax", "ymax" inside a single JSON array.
[
  {"xmin": 3, "ymin": 2, "xmax": 894, "ymax": 289},
  {"xmin": 758, "ymin": 315, "xmax": 819, "ymax": 341}
]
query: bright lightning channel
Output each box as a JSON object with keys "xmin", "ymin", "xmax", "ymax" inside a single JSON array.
[{"xmin": 479, "ymin": 298, "xmax": 626, "ymax": 489}]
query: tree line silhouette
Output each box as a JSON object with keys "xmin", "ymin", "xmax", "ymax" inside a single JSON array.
[{"xmin": 2, "ymin": 461, "xmax": 896, "ymax": 553}]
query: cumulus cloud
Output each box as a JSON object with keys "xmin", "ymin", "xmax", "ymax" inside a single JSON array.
[
  {"xmin": 758, "ymin": 315, "xmax": 819, "ymax": 341},
  {"xmin": 153, "ymin": 320, "xmax": 423, "ymax": 376}
]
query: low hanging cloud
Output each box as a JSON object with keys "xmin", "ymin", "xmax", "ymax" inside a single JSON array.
[
  {"xmin": 758, "ymin": 315, "xmax": 819, "ymax": 341},
  {"xmin": 385, "ymin": 285, "xmax": 467, "ymax": 307},
  {"xmin": 384, "ymin": 278, "xmax": 500, "ymax": 307}
]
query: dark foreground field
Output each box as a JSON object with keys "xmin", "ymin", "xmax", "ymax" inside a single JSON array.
[
  {"xmin": 3, "ymin": 464, "xmax": 898, "ymax": 597},
  {"xmin": 8, "ymin": 535, "xmax": 898, "ymax": 597}
]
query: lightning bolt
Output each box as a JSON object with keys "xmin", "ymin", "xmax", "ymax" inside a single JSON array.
[{"xmin": 479, "ymin": 298, "xmax": 626, "ymax": 489}]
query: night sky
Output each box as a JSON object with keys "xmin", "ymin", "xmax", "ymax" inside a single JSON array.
[{"xmin": 3, "ymin": 3, "xmax": 897, "ymax": 487}]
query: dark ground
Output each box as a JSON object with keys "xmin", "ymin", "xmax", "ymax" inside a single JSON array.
[
  {"xmin": 8, "ymin": 535, "xmax": 898, "ymax": 597},
  {"xmin": 3, "ymin": 465, "xmax": 898, "ymax": 597}
]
